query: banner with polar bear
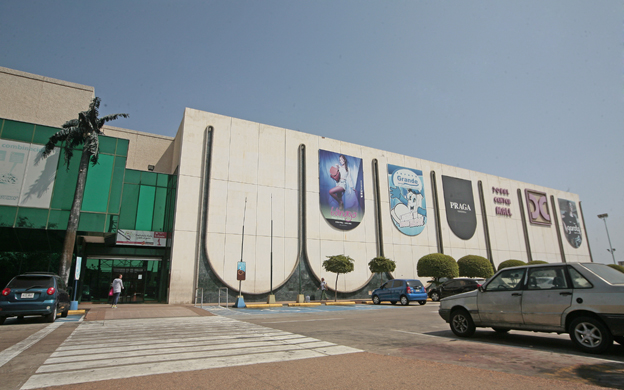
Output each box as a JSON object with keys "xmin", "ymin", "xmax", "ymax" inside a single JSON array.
[
  {"xmin": 318, "ymin": 149, "xmax": 365, "ymax": 230},
  {"xmin": 387, "ymin": 164, "xmax": 427, "ymax": 236}
]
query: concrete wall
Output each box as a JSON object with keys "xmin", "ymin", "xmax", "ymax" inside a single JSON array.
[
  {"xmin": 0, "ymin": 66, "xmax": 94, "ymax": 128},
  {"xmin": 173, "ymin": 109, "xmax": 591, "ymax": 302},
  {"xmin": 103, "ymin": 125, "xmax": 174, "ymax": 174}
]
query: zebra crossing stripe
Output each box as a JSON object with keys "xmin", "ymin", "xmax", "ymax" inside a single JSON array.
[
  {"xmin": 0, "ymin": 322, "xmax": 63, "ymax": 368},
  {"xmin": 21, "ymin": 316, "xmax": 361, "ymax": 389}
]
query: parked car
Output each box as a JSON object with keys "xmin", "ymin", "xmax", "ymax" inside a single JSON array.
[
  {"xmin": 428, "ymin": 278, "xmax": 485, "ymax": 302},
  {"xmin": 372, "ymin": 279, "xmax": 428, "ymax": 306},
  {"xmin": 438, "ymin": 263, "xmax": 624, "ymax": 354},
  {"xmin": 0, "ymin": 273, "xmax": 70, "ymax": 324}
]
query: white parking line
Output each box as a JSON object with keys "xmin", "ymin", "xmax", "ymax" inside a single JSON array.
[
  {"xmin": 390, "ymin": 329, "xmax": 623, "ymax": 364},
  {"xmin": 262, "ymin": 318, "xmax": 344, "ymax": 324},
  {"xmin": 0, "ymin": 322, "xmax": 64, "ymax": 368}
]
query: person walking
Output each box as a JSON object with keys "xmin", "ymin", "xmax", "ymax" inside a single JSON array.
[
  {"xmin": 111, "ymin": 274, "xmax": 124, "ymax": 308},
  {"xmin": 318, "ymin": 278, "xmax": 328, "ymax": 301}
]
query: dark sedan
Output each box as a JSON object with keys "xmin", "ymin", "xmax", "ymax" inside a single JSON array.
[{"xmin": 428, "ymin": 278, "xmax": 484, "ymax": 302}]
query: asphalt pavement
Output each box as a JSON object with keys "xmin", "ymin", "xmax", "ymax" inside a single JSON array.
[{"xmin": 0, "ymin": 302, "xmax": 622, "ymax": 390}]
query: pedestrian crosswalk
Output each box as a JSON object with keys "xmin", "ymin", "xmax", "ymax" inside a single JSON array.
[{"xmin": 21, "ymin": 316, "xmax": 362, "ymax": 389}]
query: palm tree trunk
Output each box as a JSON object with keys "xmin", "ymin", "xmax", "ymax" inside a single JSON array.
[{"xmin": 59, "ymin": 150, "xmax": 90, "ymax": 285}]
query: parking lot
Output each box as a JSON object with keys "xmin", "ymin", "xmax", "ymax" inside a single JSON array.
[
  {"xmin": 1, "ymin": 302, "xmax": 623, "ymax": 389},
  {"xmin": 230, "ymin": 301, "xmax": 624, "ymax": 388}
]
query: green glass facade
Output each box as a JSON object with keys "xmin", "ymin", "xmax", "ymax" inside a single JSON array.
[{"xmin": 0, "ymin": 118, "xmax": 177, "ymax": 302}]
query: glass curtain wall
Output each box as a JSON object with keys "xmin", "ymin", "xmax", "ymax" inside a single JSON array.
[{"xmin": 82, "ymin": 258, "xmax": 162, "ymax": 303}]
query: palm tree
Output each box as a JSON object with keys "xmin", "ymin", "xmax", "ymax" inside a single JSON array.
[{"xmin": 42, "ymin": 97, "xmax": 128, "ymax": 284}]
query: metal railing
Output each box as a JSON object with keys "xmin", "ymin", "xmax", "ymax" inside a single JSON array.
[
  {"xmin": 218, "ymin": 287, "xmax": 228, "ymax": 308},
  {"xmin": 194, "ymin": 288, "xmax": 203, "ymax": 308}
]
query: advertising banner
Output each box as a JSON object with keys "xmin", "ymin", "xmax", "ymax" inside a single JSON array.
[
  {"xmin": 0, "ymin": 140, "xmax": 59, "ymax": 208},
  {"xmin": 442, "ymin": 176, "xmax": 477, "ymax": 240},
  {"xmin": 387, "ymin": 164, "xmax": 426, "ymax": 236},
  {"xmin": 116, "ymin": 229, "xmax": 167, "ymax": 247},
  {"xmin": 558, "ymin": 198, "xmax": 582, "ymax": 248},
  {"xmin": 318, "ymin": 150, "xmax": 365, "ymax": 230},
  {"xmin": 525, "ymin": 189, "xmax": 551, "ymax": 226},
  {"xmin": 237, "ymin": 261, "xmax": 246, "ymax": 281}
]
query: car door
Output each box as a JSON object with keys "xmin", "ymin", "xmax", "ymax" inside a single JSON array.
[
  {"xmin": 477, "ymin": 267, "xmax": 526, "ymax": 326},
  {"xmin": 390, "ymin": 280, "xmax": 404, "ymax": 301},
  {"xmin": 440, "ymin": 280, "xmax": 461, "ymax": 299},
  {"xmin": 377, "ymin": 281, "xmax": 391, "ymax": 301},
  {"xmin": 521, "ymin": 266, "xmax": 572, "ymax": 328}
]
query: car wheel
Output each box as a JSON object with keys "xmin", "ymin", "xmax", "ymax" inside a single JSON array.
[
  {"xmin": 61, "ymin": 309, "xmax": 69, "ymax": 318},
  {"xmin": 492, "ymin": 327, "xmax": 510, "ymax": 333},
  {"xmin": 400, "ymin": 295, "xmax": 409, "ymax": 306},
  {"xmin": 450, "ymin": 309, "xmax": 475, "ymax": 337},
  {"xmin": 569, "ymin": 316, "xmax": 613, "ymax": 354},
  {"xmin": 390, "ymin": 301, "xmax": 397, "ymax": 305},
  {"xmin": 45, "ymin": 305, "xmax": 57, "ymax": 323},
  {"xmin": 418, "ymin": 300, "xmax": 426, "ymax": 305},
  {"xmin": 372, "ymin": 295, "xmax": 380, "ymax": 305},
  {"xmin": 0, "ymin": 317, "xmax": 5, "ymax": 325},
  {"xmin": 430, "ymin": 291, "xmax": 440, "ymax": 302},
  {"xmin": 614, "ymin": 336, "xmax": 624, "ymax": 346}
]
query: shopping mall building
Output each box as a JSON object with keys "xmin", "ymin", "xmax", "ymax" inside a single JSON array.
[{"xmin": 0, "ymin": 66, "xmax": 592, "ymax": 304}]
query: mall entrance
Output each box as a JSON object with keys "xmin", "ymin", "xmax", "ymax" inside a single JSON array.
[{"xmin": 80, "ymin": 257, "xmax": 166, "ymax": 304}]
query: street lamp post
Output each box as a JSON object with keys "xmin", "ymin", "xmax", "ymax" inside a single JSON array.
[{"xmin": 598, "ymin": 214, "xmax": 616, "ymax": 265}]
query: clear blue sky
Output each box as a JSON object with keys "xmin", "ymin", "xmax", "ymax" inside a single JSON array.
[{"xmin": 1, "ymin": 1, "xmax": 622, "ymax": 265}]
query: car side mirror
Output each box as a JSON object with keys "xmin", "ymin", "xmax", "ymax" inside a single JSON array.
[{"xmin": 478, "ymin": 286, "xmax": 485, "ymax": 292}]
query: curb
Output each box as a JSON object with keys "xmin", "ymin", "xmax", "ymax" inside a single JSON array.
[
  {"xmin": 325, "ymin": 302, "xmax": 356, "ymax": 306},
  {"xmin": 244, "ymin": 304, "xmax": 284, "ymax": 309},
  {"xmin": 287, "ymin": 303, "xmax": 322, "ymax": 307},
  {"xmin": 68, "ymin": 310, "xmax": 86, "ymax": 315}
]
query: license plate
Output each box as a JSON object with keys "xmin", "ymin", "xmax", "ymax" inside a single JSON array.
[{"xmin": 21, "ymin": 293, "xmax": 35, "ymax": 299}]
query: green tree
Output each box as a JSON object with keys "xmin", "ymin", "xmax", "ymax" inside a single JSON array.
[
  {"xmin": 417, "ymin": 253, "xmax": 458, "ymax": 283},
  {"xmin": 498, "ymin": 259, "xmax": 526, "ymax": 271},
  {"xmin": 42, "ymin": 97, "xmax": 128, "ymax": 284},
  {"xmin": 368, "ymin": 256, "xmax": 396, "ymax": 287},
  {"xmin": 608, "ymin": 264, "xmax": 624, "ymax": 273},
  {"xmin": 323, "ymin": 255, "xmax": 355, "ymax": 302},
  {"xmin": 457, "ymin": 255, "xmax": 494, "ymax": 278}
]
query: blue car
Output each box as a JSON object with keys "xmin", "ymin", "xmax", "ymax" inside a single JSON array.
[
  {"xmin": 0, "ymin": 273, "xmax": 70, "ymax": 324},
  {"xmin": 372, "ymin": 279, "xmax": 428, "ymax": 306}
]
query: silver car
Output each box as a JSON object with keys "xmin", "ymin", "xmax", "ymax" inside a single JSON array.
[{"xmin": 438, "ymin": 263, "xmax": 624, "ymax": 354}]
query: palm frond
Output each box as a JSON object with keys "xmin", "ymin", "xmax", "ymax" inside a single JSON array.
[
  {"xmin": 97, "ymin": 113, "xmax": 129, "ymax": 131},
  {"xmin": 62, "ymin": 119, "xmax": 79, "ymax": 129},
  {"xmin": 42, "ymin": 96, "xmax": 127, "ymax": 169}
]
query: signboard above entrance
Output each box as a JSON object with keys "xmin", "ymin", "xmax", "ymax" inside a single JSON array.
[{"xmin": 116, "ymin": 229, "xmax": 167, "ymax": 247}]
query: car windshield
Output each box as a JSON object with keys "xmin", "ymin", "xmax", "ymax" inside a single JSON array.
[
  {"xmin": 580, "ymin": 263, "xmax": 624, "ymax": 285},
  {"xmin": 407, "ymin": 280, "xmax": 423, "ymax": 287},
  {"xmin": 8, "ymin": 276, "xmax": 54, "ymax": 289}
]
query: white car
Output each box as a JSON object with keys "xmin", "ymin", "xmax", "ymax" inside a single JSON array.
[{"xmin": 438, "ymin": 262, "xmax": 624, "ymax": 354}]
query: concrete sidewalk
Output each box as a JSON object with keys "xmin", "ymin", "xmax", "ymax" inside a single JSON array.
[{"xmin": 78, "ymin": 303, "xmax": 213, "ymax": 321}]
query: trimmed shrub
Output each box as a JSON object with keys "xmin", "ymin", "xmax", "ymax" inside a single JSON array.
[
  {"xmin": 608, "ymin": 264, "xmax": 624, "ymax": 274},
  {"xmin": 498, "ymin": 259, "xmax": 526, "ymax": 271},
  {"xmin": 458, "ymin": 255, "xmax": 494, "ymax": 278},
  {"xmin": 417, "ymin": 253, "xmax": 458, "ymax": 281},
  {"xmin": 368, "ymin": 256, "xmax": 396, "ymax": 274},
  {"xmin": 527, "ymin": 260, "xmax": 548, "ymax": 265},
  {"xmin": 369, "ymin": 256, "xmax": 396, "ymax": 286},
  {"xmin": 323, "ymin": 255, "xmax": 355, "ymax": 302}
]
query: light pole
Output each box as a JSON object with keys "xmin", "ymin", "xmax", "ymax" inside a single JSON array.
[{"xmin": 598, "ymin": 214, "xmax": 616, "ymax": 265}]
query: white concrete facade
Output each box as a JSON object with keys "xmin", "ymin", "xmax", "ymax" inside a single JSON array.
[{"xmin": 170, "ymin": 108, "xmax": 591, "ymax": 302}]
